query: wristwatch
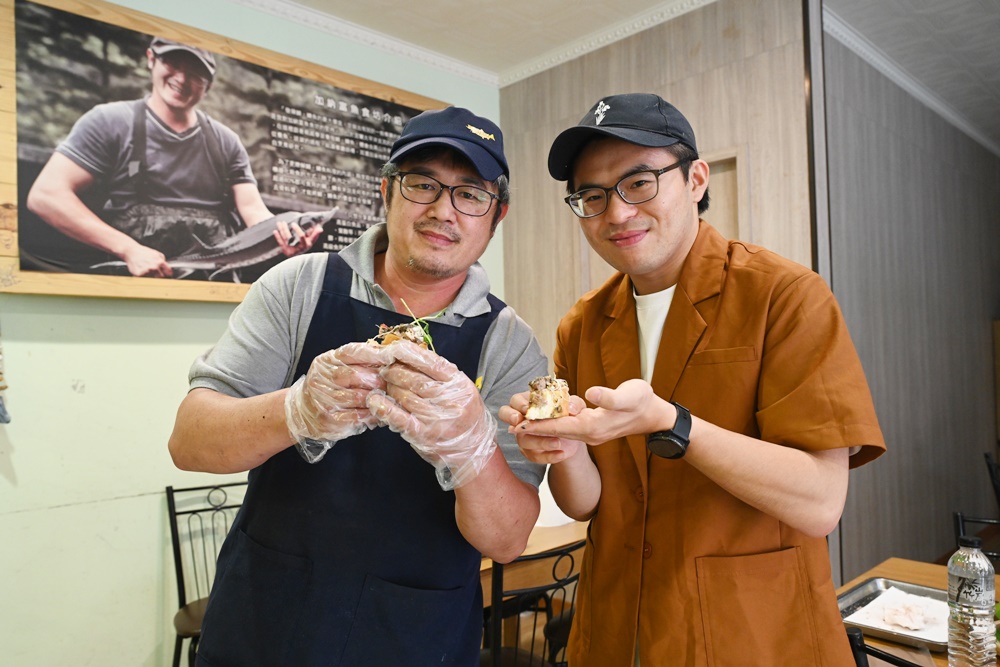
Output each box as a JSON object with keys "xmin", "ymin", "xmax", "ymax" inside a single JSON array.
[{"xmin": 646, "ymin": 402, "xmax": 692, "ymax": 459}]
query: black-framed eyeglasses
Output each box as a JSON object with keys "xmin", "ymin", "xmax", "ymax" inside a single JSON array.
[
  {"xmin": 394, "ymin": 172, "xmax": 499, "ymax": 217},
  {"xmin": 564, "ymin": 158, "xmax": 692, "ymax": 218}
]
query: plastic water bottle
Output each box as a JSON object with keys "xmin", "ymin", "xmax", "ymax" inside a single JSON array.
[{"xmin": 948, "ymin": 535, "xmax": 997, "ymax": 667}]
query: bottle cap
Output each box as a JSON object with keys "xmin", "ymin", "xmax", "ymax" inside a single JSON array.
[{"xmin": 959, "ymin": 535, "xmax": 983, "ymax": 549}]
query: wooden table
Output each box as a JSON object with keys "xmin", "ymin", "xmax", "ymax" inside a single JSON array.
[
  {"xmin": 838, "ymin": 557, "xmax": 1000, "ymax": 667},
  {"xmin": 480, "ymin": 520, "xmax": 588, "ymax": 607}
]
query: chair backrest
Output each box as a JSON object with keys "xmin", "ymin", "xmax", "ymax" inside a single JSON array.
[
  {"xmin": 166, "ymin": 481, "xmax": 247, "ymax": 608},
  {"xmin": 984, "ymin": 451, "xmax": 1000, "ymax": 511},
  {"xmin": 953, "ymin": 510, "xmax": 1000, "ymax": 562},
  {"xmin": 485, "ymin": 538, "xmax": 586, "ymax": 667}
]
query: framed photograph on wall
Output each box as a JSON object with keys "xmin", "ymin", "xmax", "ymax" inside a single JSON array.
[{"xmin": 0, "ymin": 0, "xmax": 443, "ymax": 302}]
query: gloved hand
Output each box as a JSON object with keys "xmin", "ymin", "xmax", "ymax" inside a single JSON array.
[
  {"xmin": 366, "ymin": 341, "xmax": 497, "ymax": 490},
  {"xmin": 285, "ymin": 342, "xmax": 391, "ymax": 462}
]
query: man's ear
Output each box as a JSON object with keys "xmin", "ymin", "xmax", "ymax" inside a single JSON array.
[
  {"xmin": 490, "ymin": 203, "xmax": 509, "ymax": 236},
  {"xmin": 379, "ymin": 177, "xmax": 390, "ymax": 206},
  {"xmin": 689, "ymin": 159, "xmax": 709, "ymax": 202},
  {"xmin": 146, "ymin": 49, "xmax": 155, "ymax": 71}
]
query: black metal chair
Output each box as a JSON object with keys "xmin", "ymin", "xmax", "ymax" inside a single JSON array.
[
  {"xmin": 947, "ymin": 453, "xmax": 1000, "ymax": 565},
  {"xmin": 166, "ymin": 481, "xmax": 247, "ymax": 667},
  {"xmin": 846, "ymin": 627, "xmax": 924, "ymax": 667},
  {"xmin": 481, "ymin": 538, "xmax": 586, "ymax": 667},
  {"xmin": 953, "ymin": 510, "xmax": 1000, "ymax": 562},
  {"xmin": 984, "ymin": 451, "xmax": 1000, "ymax": 510}
]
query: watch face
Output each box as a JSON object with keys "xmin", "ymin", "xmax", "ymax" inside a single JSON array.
[{"xmin": 647, "ymin": 434, "xmax": 685, "ymax": 459}]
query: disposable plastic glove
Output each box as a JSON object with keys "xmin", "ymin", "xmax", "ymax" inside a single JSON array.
[
  {"xmin": 285, "ymin": 342, "xmax": 392, "ymax": 462},
  {"xmin": 366, "ymin": 341, "xmax": 497, "ymax": 490}
]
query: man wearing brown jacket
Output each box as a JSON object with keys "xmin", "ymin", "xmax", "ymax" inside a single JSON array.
[{"xmin": 501, "ymin": 93, "xmax": 884, "ymax": 666}]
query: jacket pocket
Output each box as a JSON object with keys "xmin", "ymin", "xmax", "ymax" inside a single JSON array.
[
  {"xmin": 689, "ymin": 346, "xmax": 757, "ymax": 365},
  {"xmin": 196, "ymin": 528, "xmax": 312, "ymax": 667},
  {"xmin": 696, "ymin": 547, "xmax": 821, "ymax": 667},
  {"xmin": 337, "ymin": 573, "xmax": 473, "ymax": 666}
]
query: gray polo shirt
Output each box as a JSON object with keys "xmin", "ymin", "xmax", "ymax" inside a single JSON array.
[{"xmin": 189, "ymin": 223, "xmax": 548, "ymax": 487}]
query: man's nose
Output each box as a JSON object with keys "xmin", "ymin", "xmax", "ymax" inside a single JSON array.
[
  {"xmin": 603, "ymin": 190, "xmax": 638, "ymax": 223},
  {"xmin": 426, "ymin": 190, "xmax": 459, "ymax": 219}
]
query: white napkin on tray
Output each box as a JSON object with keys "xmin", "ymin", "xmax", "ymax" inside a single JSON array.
[{"xmin": 844, "ymin": 586, "xmax": 948, "ymax": 643}]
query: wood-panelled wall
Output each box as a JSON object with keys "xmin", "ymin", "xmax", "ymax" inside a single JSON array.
[
  {"xmin": 499, "ymin": 0, "xmax": 813, "ymax": 365},
  {"xmin": 825, "ymin": 36, "xmax": 1000, "ymax": 579}
]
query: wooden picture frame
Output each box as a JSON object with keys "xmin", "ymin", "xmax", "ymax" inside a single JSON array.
[{"xmin": 0, "ymin": 0, "xmax": 443, "ymax": 302}]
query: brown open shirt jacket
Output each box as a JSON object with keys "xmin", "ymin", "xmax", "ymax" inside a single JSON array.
[{"xmin": 555, "ymin": 221, "xmax": 885, "ymax": 667}]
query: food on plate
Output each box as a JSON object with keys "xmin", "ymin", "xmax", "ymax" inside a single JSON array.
[
  {"xmin": 525, "ymin": 375, "xmax": 571, "ymax": 420},
  {"xmin": 882, "ymin": 598, "xmax": 927, "ymax": 631},
  {"xmin": 369, "ymin": 322, "xmax": 429, "ymax": 348}
]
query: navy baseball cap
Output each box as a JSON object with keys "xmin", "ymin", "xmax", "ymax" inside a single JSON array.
[
  {"xmin": 548, "ymin": 93, "xmax": 698, "ymax": 181},
  {"xmin": 149, "ymin": 37, "xmax": 217, "ymax": 80},
  {"xmin": 390, "ymin": 106, "xmax": 509, "ymax": 181}
]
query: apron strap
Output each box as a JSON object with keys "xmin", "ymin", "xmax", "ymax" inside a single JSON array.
[{"xmin": 128, "ymin": 100, "xmax": 148, "ymax": 203}]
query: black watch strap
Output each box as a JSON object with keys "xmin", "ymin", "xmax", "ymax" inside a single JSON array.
[
  {"xmin": 671, "ymin": 402, "xmax": 692, "ymax": 440},
  {"xmin": 646, "ymin": 402, "xmax": 692, "ymax": 459}
]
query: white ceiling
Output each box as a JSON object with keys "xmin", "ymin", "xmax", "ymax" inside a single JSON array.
[
  {"xmin": 286, "ymin": 0, "xmax": 715, "ymax": 83},
  {"xmin": 823, "ymin": 0, "xmax": 1000, "ymax": 155},
  {"xmin": 240, "ymin": 0, "xmax": 1000, "ymax": 156}
]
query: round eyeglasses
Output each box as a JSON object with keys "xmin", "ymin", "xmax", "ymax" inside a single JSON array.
[
  {"xmin": 564, "ymin": 158, "xmax": 692, "ymax": 218},
  {"xmin": 394, "ymin": 172, "xmax": 499, "ymax": 217}
]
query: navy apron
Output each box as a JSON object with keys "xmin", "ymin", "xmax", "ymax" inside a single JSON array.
[{"xmin": 196, "ymin": 253, "xmax": 504, "ymax": 667}]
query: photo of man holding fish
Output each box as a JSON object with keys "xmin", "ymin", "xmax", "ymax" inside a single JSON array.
[
  {"xmin": 25, "ymin": 36, "xmax": 322, "ymax": 279},
  {"xmin": 14, "ymin": 0, "xmax": 418, "ymax": 286}
]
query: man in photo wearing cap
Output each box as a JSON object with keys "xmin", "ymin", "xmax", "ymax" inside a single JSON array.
[
  {"xmin": 168, "ymin": 106, "xmax": 548, "ymax": 665},
  {"xmin": 27, "ymin": 37, "xmax": 319, "ymax": 278},
  {"xmin": 501, "ymin": 93, "xmax": 885, "ymax": 666}
]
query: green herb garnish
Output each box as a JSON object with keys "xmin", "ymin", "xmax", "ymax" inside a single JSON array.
[{"xmin": 399, "ymin": 299, "xmax": 444, "ymax": 353}]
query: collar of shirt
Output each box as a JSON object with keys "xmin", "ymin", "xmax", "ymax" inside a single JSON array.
[{"xmin": 339, "ymin": 222, "xmax": 494, "ymax": 326}]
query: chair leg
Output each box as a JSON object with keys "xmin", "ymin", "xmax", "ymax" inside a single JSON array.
[
  {"xmin": 172, "ymin": 635, "xmax": 183, "ymax": 667},
  {"xmin": 847, "ymin": 627, "xmax": 870, "ymax": 667},
  {"xmin": 188, "ymin": 636, "xmax": 199, "ymax": 667}
]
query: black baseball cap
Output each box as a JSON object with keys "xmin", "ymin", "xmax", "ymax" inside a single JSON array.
[
  {"xmin": 149, "ymin": 37, "xmax": 217, "ymax": 80},
  {"xmin": 548, "ymin": 93, "xmax": 698, "ymax": 181},
  {"xmin": 390, "ymin": 106, "xmax": 509, "ymax": 181}
]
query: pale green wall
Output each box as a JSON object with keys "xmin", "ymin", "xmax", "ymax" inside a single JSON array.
[{"xmin": 0, "ymin": 1, "xmax": 504, "ymax": 664}]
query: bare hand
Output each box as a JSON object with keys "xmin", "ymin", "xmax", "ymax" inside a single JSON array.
[
  {"xmin": 122, "ymin": 244, "xmax": 172, "ymax": 278},
  {"xmin": 510, "ymin": 379, "xmax": 667, "ymax": 446},
  {"xmin": 500, "ymin": 391, "xmax": 587, "ymax": 464},
  {"xmin": 274, "ymin": 219, "xmax": 324, "ymax": 257}
]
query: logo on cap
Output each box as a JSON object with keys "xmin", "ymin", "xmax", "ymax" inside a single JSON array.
[
  {"xmin": 595, "ymin": 101, "xmax": 611, "ymax": 125},
  {"xmin": 467, "ymin": 125, "xmax": 496, "ymax": 142}
]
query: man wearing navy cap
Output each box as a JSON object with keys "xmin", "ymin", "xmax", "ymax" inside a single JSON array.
[
  {"xmin": 502, "ymin": 93, "xmax": 885, "ymax": 666},
  {"xmin": 27, "ymin": 37, "xmax": 318, "ymax": 278},
  {"xmin": 169, "ymin": 106, "xmax": 548, "ymax": 665}
]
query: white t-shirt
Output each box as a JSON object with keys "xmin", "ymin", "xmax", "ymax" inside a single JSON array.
[
  {"xmin": 632, "ymin": 283, "xmax": 675, "ymax": 667},
  {"xmin": 635, "ymin": 285, "xmax": 676, "ymax": 383}
]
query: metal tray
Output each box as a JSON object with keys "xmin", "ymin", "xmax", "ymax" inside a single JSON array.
[{"xmin": 838, "ymin": 577, "xmax": 948, "ymax": 653}]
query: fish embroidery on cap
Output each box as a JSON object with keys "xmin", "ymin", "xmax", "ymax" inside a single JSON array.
[
  {"xmin": 595, "ymin": 101, "xmax": 610, "ymax": 125},
  {"xmin": 466, "ymin": 125, "xmax": 495, "ymax": 141}
]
